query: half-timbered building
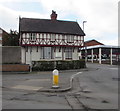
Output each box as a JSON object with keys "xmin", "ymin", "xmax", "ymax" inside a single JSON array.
[{"xmin": 19, "ymin": 11, "xmax": 85, "ymax": 64}]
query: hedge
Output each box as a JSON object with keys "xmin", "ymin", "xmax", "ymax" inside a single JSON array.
[{"xmin": 32, "ymin": 60, "xmax": 86, "ymax": 71}]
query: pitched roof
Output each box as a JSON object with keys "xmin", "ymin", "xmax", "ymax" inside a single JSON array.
[
  {"xmin": 20, "ymin": 18, "xmax": 85, "ymax": 36},
  {"xmin": 83, "ymin": 45, "xmax": 120, "ymax": 49},
  {"xmin": 85, "ymin": 39, "xmax": 104, "ymax": 45},
  {"xmin": 0, "ymin": 27, "xmax": 9, "ymax": 34}
]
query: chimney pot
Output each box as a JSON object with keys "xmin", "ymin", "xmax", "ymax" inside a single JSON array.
[{"xmin": 50, "ymin": 10, "xmax": 57, "ymax": 20}]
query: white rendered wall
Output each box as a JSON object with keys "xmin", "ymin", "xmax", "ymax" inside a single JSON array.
[
  {"xmin": 54, "ymin": 47, "xmax": 62, "ymax": 60},
  {"xmin": 26, "ymin": 47, "xmax": 31, "ymax": 64},
  {"xmin": 21, "ymin": 47, "xmax": 25, "ymax": 64},
  {"xmin": 72, "ymin": 48, "xmax": 79, "ymax": 60},
  {"xmin": 31, "ymin": 47, "xmax": 41, "ymax": 61}
]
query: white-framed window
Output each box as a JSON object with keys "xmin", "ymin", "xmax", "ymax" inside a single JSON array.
[
  {"xmin": 67, "ymin": 35, "xmax": 74, "ymax": 43},
  {"xmin": 50, "ymin": 34, "xmax": 55, "ymax": 41},
  {"xmin": 39, "ymin": 33, "xmax": 42, "ymax": 39},
  {"xmin": 65, "ymin": 47, "xmax": 72, "ymax": 59},
  {"xmin": 29, "ymin": 33, "xmax": 36, "ymax": 41},
  {"xmin": 41, "ymin": 47, "xmax": 53, "ymax": 59}
]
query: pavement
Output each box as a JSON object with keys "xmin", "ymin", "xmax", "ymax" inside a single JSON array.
[
  {"xmin": 38, "ymin": 71, "xmax": 83, "ymax": 92},
  {"xmin": 3, "ymin": 69, "xmax": 86, "ymax": 93}
]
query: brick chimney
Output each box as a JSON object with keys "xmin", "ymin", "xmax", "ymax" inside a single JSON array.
[{"xmin": 50, "ymin": 10, "xmax": 57, "ymax": 20}]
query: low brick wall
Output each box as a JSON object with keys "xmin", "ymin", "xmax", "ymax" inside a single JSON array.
[{"xmin": 1, "ymin": 64, "xmax": 30, "ymax": 72}]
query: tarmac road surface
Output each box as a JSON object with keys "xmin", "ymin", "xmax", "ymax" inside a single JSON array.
[{"xmin": 2, "ymin": 63, "xmax": 118, "ymax": 110}]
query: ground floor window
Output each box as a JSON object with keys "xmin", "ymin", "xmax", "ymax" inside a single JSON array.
[
  {"xmin": 41, "ymin": 47, "xmax": 53, "ymax": 59},
  {"xmin": 65, "ymin": 47, "xmax": 72, "ymax": 59}
]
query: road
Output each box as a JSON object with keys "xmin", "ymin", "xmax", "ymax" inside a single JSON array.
[{"xmin": 2, "ymin": 63, "xmax": 118, "ymax": 110}]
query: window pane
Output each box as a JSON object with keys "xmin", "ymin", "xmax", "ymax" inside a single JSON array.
[
  {"xmin": 43, "ymin": 47, "xmax": 52, "ymax": 59},
  {"xmin": 29, "ymin": 33, "xmax": 32, "ymax": 40},
  {"xmin": 67, "ymin": 35, "xmax": 74, "ymax": 42},
  {"xmin": 71, "ymin": 35, "xmax": 74, "ymax": 42},
  {"xmin": 65, "ymin": 47, "xmax": 72, "ymax": 59},
  {"xmin": 33, "ymin": 33, "xmax": 36, "ymax": 40},
  {"xmin": 30, "ymin": 33, "xmax": 36, "ymax": 41},
  {"xmin": 51, "ymin": 34, "xmax": 55, "ymax": 41}
]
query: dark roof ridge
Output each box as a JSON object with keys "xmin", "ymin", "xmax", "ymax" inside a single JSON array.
[{"xmin": 20, "ymin": 17, "xmax": 78, "ymax": 23}]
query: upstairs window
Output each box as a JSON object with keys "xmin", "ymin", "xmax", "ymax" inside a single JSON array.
[
  {"xmin": 67, "ymin": 35, "xmax": 74, "ymax": 43},
  {"xmin": 29, "ymin": 33, "xmax": 36, "ymax": 41},
  {"xmin": 22, "ymin": 33, "xmax": 25, "ymax": 38},
  {"xmin": 39, "ymin": 34, "xmax": 42, "ymax": 39},
  {"xmin": 50, "ymin": 34, "xmax": 55, "ymax": 41}
]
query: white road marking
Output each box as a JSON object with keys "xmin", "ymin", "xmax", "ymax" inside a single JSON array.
[
  {"xmin": 27, "ymin": 79, "xmax": 50, "ymax": 82},
  {"xmin": 70, "ymin": 72, "xmax": 82, "ymax": 87},
  {"xmin": 109, "ymin": 68, "xmax": 118, "ymax": 70},
  {"xmin": 12, "ymin": 85, "xmax": 43, "ymax": 91},
  {"xmin": 71, "ymin": 72, "xmax": 82, "ymax": 78}
]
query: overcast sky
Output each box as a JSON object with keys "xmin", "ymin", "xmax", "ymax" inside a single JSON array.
[{"xmin": 0, "ymin": 0, "xmax": 119, "ymax": 46}]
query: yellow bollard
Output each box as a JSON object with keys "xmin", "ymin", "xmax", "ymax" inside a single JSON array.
[{"xmin": 52, "ymin": 69, "xmax": 59, "ymax": 88}]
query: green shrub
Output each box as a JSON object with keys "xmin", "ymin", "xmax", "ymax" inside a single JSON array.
[{"xmin": 32, "ymin": 60, "xmax": 86, "ymax": 71}]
